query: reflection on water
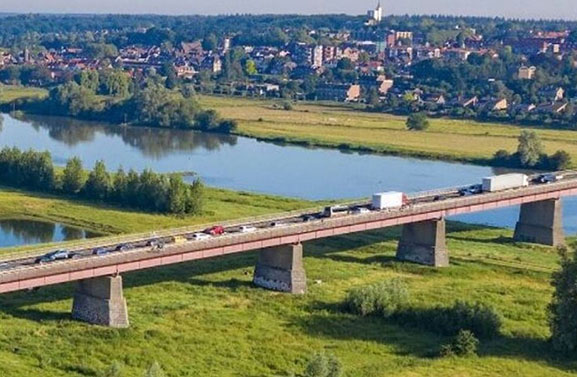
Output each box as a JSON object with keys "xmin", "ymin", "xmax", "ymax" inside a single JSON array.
[
  {"xmin": 0, "ymin": 219, "xmax": 100, "ymax": 248},
  {"xmin": 0, "ymin": 113, "xmax": 575, "ymax": 234},
  {"xmin": 16, "ymin": 113, "xmax": 238, "ymax": 159}
]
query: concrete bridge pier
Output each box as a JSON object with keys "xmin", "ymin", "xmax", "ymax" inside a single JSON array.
[
  {"xmin": 253, "ymin": 243, "xmax": 307, "ymax": 294},
  {"xmin": 396, "ymin": 218, "xmax": 449, "ymax": 267},
  {"xmin": 71, "ymin": 275, "xmax": 129, "ymax": 328},
  {"xmin": 514, "ymin": 199, "xmax": 565, "ymax": 247}
]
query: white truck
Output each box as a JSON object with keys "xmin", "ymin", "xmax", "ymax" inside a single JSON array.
[
  {"xmin": 371, "ymin": 192, "xmax": 408, "ymax": 210},
  {"xmin": 482, "ymin": 173, "xmax": 529, "ymax": 192}
]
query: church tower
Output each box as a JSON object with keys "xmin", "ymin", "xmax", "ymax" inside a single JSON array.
[{"xmin": 367, "ymin": 1, "xmax": 383, "ymax": 24}]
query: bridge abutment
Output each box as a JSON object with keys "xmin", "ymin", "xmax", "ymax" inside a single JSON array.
[
  {"xmin": 71, "ymin": 275, "xmax": 129, "ymax": 328},
  {"xmin": 253, "ymin": 243, "xmax": 307, "ymax": 294},
  {"xmin": 396, "ymin": 218, "xmax": 449, "ymax": 267},
  {"xmin": 514, "ymin": 199, "xmax": 565, "ymax": 247}
]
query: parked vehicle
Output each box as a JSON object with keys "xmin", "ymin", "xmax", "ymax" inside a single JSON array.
[
  {"xmin": 482, "ymin": 174, "xmax": 529, "ymax": 192},
  {"xmin": 205, "ymin": 225, "xmax": 225, "ymax": 236},
  {"xmin": 322, "ymin": 205, "xmax": 350, "ymax": 218},
  {"xmin": 239, "ymin": 225, "xmax": 257, "ymax": 233},
  {"xmin": 191, "ymin": 233, "xmax": 211, "ymax": 241},
  {"xmin": 92, "ymin": 247, "xmax": 110, "ymax": 256},
  {"xmin": 35, "ymin": 250, "xmax": 75, "ymax": 264},
  {"xmin": 371, "ymin": 192, "xmax": 409, "ymax": 210}
]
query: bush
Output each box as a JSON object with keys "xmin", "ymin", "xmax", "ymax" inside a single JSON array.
[
  {"xmin": 345, "ymin": 279, "xmax": 409, "ymax": 317},
  {"xmin": 549, "ymin": 150, "xmax": 572, "ymax": 170},
  {"xmin": 282, "ymin": 101, "xmax": 294, "ymax": 111},
  {"xmin": 406, "ymin": 112, "xmax": 429, "ymax": 131},
  {"xmin": 440, "ymin": 330, "xmax": 479, "ymax": 357},
  {"xmin": 394, "ymin": 301, "xmax": 502, "ymax": 339},
  {"xmin": 304, "ymin": 352, "xmax": 342, "ymax": 377}
]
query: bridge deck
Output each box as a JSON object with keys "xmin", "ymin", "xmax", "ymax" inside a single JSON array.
[{"xmin": 0, "ymin": 176, "xmax": 576, "ymax": 293}]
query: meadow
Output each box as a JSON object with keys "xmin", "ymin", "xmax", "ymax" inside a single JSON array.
[
  {"xmin": 199, "ymin": 96, "xmax": 577, "ymax": 167},
  {"xmin": 0, "ymin": 188, "xmax": 574, "ymax": 376},
  {"xmin": 0, "ymin": 85, "xmax": 47, "ymax": 104}
]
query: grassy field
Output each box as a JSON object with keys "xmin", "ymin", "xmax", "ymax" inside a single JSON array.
[
  {"xmin": 199, "ymin": 96, "xmax": 577, "ymax": 167},
  {"xmin": 0, "ymin": 188, "xmax": 575, "ymax": 376},
  {"xmin": 0, "ymin": 85, "xmax": 47, "ymax": 104}
]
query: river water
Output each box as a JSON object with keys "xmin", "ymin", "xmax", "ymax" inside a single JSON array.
[
  {"xmin": 1, "ymin": 113, "xmax": 575, "ymax": 235},
  {"xmin": 0, "ymin": 219, "xmax": 100, "ymax": 248}
]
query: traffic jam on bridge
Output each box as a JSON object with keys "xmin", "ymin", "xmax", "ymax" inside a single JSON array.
[{"xmin": 0, "ymin": 171, "xmax": 573, "ymax": 275}]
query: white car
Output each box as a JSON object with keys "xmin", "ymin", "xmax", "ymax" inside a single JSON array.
[
  {"xmin": 239, "ymin": 226, "xmax": 257, "ymax": 233},
  {"xmin": 191, "ymin": 233, "xmax": 211, "ymax": 241}
]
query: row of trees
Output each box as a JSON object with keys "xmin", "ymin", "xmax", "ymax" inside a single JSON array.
[{"xmin": 0, "ymin": 147, "xmax": 204, "ymax": 215}]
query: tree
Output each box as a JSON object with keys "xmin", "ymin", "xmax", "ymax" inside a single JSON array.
[
  {"xmin": 62, "ymin": 157, "xmax": 85, "ymax": 194},
  {"xmin": 167, "ymin": 175, "xmax": 187, "ymax": 215},
  {"xmin": 406, "ymin": 112, "xmax": 430, "ymax": 131},
  {"xmin": 549, "ymin": 246, "xmax": 577, "ymax": 354},
  {"xmin": 202, "ymin": 33, "xmax": 218, "ymax": 52},
  {"xmin": 185, "ymin": 179, "xmax": 204, "ymax": 215},
  {"xmin": 517, "ymin": 130, "xmax": 543, "ymax": 167},
  {"xmin": 83, "ymin": 160, "xmax": 112, "ymax": 200},
  {"xmin": 549, "ymin": 150, "xmax": 572, "ymax": 170},
  {"xmin": 244, "ymin": 60, "xmax": 258, "ymax": 76},
  {"xmin": 304, "ymin": 352, "xmax": 342, "ymax": 377}
]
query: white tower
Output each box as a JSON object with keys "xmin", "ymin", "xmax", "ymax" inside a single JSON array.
[{"xmin": 367, "ymin": 1, "xmax": 383, "ymax": 24}]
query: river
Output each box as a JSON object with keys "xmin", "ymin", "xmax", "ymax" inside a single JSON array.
[{"xmin": 1, "ymin": 113, "xmax": 575, "ymax": 234}]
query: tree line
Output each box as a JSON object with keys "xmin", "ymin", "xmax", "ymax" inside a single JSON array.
[{"xmin": 0, "ymin": 147, "xmax": 204, "ymax": 215}]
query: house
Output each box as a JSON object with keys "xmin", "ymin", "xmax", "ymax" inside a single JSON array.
[
  {"xmin": 536, "ymin": 102, "xmax": 568, "ymax": 114},
  {"xmin": 479, "ymin": 98, "xmax": 508, "ymax": 111},
  {"xmin": 359, "ymin": 75, "xmax": 394, "ymax": 95},
  {"xmin": 315, "ymin": 84, "xmax": 361, "ymax": 102},
  {"xmin": 511, "ymin": 103, "xmax": 536, "ymax": 113},
  {"xmin": 539, "ymin": 87, "xmax": 565, "ymax": 102},
  {"xmin": 518, "ymin": 65, "xmax": 537, "ymax": 80},
  {"xmin": 460, "ymin": 96, "xmax": 479, "ymax": 108},
  {"xmin": 421, "ymin": 94, "xmax": 446, "ymax": 106}
]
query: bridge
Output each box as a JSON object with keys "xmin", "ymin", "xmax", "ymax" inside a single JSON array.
[{"xmin": 0, "ymin": 172, "xmax": 575, "ymax": 327}]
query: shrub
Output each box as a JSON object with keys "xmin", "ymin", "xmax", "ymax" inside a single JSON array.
[
  {"xmin": 440, "ymin": 330, "xmax": 479, "ymax": 357},
  {"xmin": 344, "ymin": 279, "xmax": 409, "ymax": 317},
  {"xmin": 304, "ymin": 352, "xmax": 342, "ymax": 377},
  {"xmin": 282, "ymin": 101, "xmax": 294, "ymax": 111},
  {"xmin": 406, "ymin": 112, "xmax": 429, "ymax": 131},
  {"xmin": 549, "ymin": 150, "xmax": 572, "ymax": 170},
  {"xmin": 394, "ymin": 301, "xmax": 502, "ymax": 339}
]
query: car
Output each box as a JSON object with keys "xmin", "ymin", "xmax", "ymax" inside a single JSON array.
[
  {"xmin": 35, "ymin": 250, "xmax": 75, "ymax": 264},
  {"xmin": 459, "ymin": 185, "xmax": 482, "ymax": 197},
  {"xmin": 301, "ymin": 214, "xmax": 317, "ymax": 222},
  {"xmin": 533, "ymin": 173, "xmax": 562, "ymax": 184},
  {"xmin": 270, "ymin": 221, "xmax": 288, "ymax": 228},
  {"xmin": 433, "ymin": 195, "xmax": 446, "ymax": 202},
  {"xmin": 352, "ymin": 207, "xmax": 371, "ymax": 214},
  {"xmin": 204, "ymin": 225, "xmax": 225, "ymax": 236},
  {"xmin": 92, "ymin": 247, "xmax": 110, "ymax": 256},
  {"xmin": 147, "ymin": 239, "xmax": 165, "ymax": 250},
  {"xmin": 115, "ymin": 243, "xmax": 134, "ymax": 252},
  {"xmin": 171, "ymin": 235, "xmax": 187, "ymax": 244},
  {"xmin": 239, "ymin": 225, "xmax": 257, "ymax": 233},
  {"xmin": 191, "ymin": 232, "xmax": 211, "ymax": 241}
]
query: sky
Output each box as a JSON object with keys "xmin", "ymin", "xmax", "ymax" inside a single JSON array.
[{"xmin": 1, "ymin": 0, "xmax": 577, "ymax": 20}]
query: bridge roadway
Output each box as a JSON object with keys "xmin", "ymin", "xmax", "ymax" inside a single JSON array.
[{"xmin": 0, "ymin": 172, "xmax": 575, "ymax": 293}]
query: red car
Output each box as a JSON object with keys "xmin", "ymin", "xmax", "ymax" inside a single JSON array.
[{"xmin": 204, "ymin": 225, "xmax": 225, "ymax": 236}]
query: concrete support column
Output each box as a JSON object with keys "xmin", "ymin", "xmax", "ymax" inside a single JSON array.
[
  {"xmin": 72, "ymin": 275, "xmax": 129, "ymax": 328},
  {"xmin": 396, "ymin": 218, "xmax": 449, "ymax": 267},
  {"xmin": 514, "ymin": 199, "xmax": 565, "ymax": 247},
  {"xmin": 253, "ymin": 243, "xmax": 307, "ymax": 294}
]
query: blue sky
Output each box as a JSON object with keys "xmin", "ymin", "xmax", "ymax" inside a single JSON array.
[{"xmin": 1, "ymin": 0, "xmax": 576, "ymax": 20}]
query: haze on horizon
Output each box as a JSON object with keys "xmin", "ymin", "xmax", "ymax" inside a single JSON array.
[{"xmin": 1, "ymin": 0, "xmax": 577, "ymax": 20}]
